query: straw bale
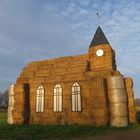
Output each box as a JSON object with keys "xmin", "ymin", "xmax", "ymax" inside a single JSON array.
[
  {"xmin": 128, "ymin": 111, "xmax": 137, "ymax": 124},
  {"xmin": 28, "ymin": 61, "xmax": 40, "ymax": 67},
  {"xmin": 91, "ymin": 96, "xmax": 107, "ymax": 103},
  {"xmin": 110, "ymin": 116, "xmax": 128, "ymax": 127},
  {"xmin": 70, "ymin": 112, "xmax": 82, "ymax": 118},
  {"xmin": 12, "ymin": 111, "xmax": 25, "ymax": 124},
  {"xmin": 20, "ymin": 72, "xmax": 35, "ymax": 78},
  {"xmin": 108, "ymin": 89, "xmax": 127, "ymax": 103},
  {"xmin": 22, "ymin": 67, "xmax": 38, "ymax": 73},
  {"xmin": 125, "ymin": 88, "xmax": 134, "ymax": 98},
  {"xmin": 63, "ymin": 94, "xmax": 71, "ymax": 100},
  {"xmin": 91, "ymin": 89, "xmax": 107, "ymax": 97},
  {"xmin": 92, "ymin": 108, "xmax": 108, "ymax": 117},
  {"xmin": 46, "ymin": 75, "xmax": 65, "ymax": 82},
  {"xmin": 45, "ymin": 95, "xmax": 53, "ymax": 100},
  {"xmin": 16, "ymin": 78, "xmax": 28, "ymax": 84},
  {"xmin": 14, "ymin": 100, "xmax": 25, "ymax": 106},
  {"xmin": 7, "ymin": 85, "xmax": 15, "ymax": 125},
  {"xmin": 28, "ymin": 77, "xmax": 46, "ymax": 83},
  {"xmin": 64, "ymin": 73, "xmax": 85, "ymax": 81},
  {"xmin": 109, "ymin": 103, "xmax": 128, "ymax": 117},
  {"xmin": 63, "ymin": 100, "xmax": 71, "ymax": 109},
  {"xmin": 82, "ymin": 91, "xmax": 90, "ymax": 98},
  {"xmin": 54, "ymin": 63, "xmax": 69, "ymax": 68},
  {"xmin": 67, "ymin": 67, "xmax": 86, "ymax": 74},
  {"xmin": 90, "ymin": 77, "xmax": 106, "ymax": 88},
  {"xmin": 75, "ymin": 117, "xmax": 91, "ymax": 125},
  {"xmin": 129, "ymin": 112, "xmax": 137, "ymax": 117},
  {"xmin": 37, "ymin": 64, "xmax": 53, "ymax": 70},
  {"xmin": 129, "ymin": 116, "xmax": 137, "ymax": 124},
  {"xmin": 125, "ymin": 77, "xmax": 133, "ymax": 88},
  {"xmin": 91, "ymin": 102, "xmax": 108, "ymax": 109},
  {"xmin": 14, "ymin": 84, "xmax": 24, "ymax": 92},
  {"xmin": 76, "ymin": 111, "xmax": 90, "ymax": 119},
  {"xmin": 107, "ymin": 76, "xmax": 125, "ymax": 89},
  {"xmin": 36, "ymin": 68, "xmax": 52, "ymax": 74},
  {"xmin": 128, "ymin": 106, "xmax": 136, "ymax": 114},
  {"xmin": 51, "ymin": 68, "xmax": 67, "ymax": 75},
  {"xmin": 35, "ymin": 69, "xmax": 51, "ymax": 76},
  {"xmin": 82, "ymin": 99, "xmax": 90, "ymax": 109},
  {"xmin": 87, "ymin": 69, "xmax": 112, "ymax": 78},
  {"xmin": 112, "ymin": 70, "xmax": 121, "ymax": 76},
  {"xmin": 128, "ymin": 105, "xmax": 136, "ymax": 111},
  {"xmin": 128, "ymin": 98, "xmax": 135, "ymax": 106},
  {"xmin": 69, "ymin": 61, "xmax": 88, "ymax": 68},
  {"xmin": 90, "ymin": 77, "xmax": 107, "ymax": 97},
  {"xmin": 94, "ymin": 117, "xmax": 108, "ymax": 126}
]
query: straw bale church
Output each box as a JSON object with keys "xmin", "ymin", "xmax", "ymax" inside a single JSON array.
[{"xmin": 7, "ymin": 26, "xmax": 137, "ymax": 127}]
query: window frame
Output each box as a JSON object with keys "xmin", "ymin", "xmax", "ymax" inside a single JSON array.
[
  {"xmin": 53, "ymin": 84, "xmax": 63, "ymax": 112},
  {"xmin": 36, "ymin": 85, "xmax": 45, "ymax": 113},
  {"xmin": 71, "ymin": 82, "xmax": 82, "ymax": 112}
]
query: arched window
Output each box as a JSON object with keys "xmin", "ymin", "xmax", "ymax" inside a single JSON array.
[
  {"xmin": 72, "ymin": 82, "xmax": 81, "ymax": 111},
  {"xmin": 36, "ymin": 86, "xmax": 44, "ymax": 112},
  {"xmin": 54, "ymin": 84, "xmax": 62, "ymax": 112}
]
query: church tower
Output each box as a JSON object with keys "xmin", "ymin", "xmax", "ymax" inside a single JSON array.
[{"xmin": 88, "ymin": 26, "xmax": 116, "ymax": 71}]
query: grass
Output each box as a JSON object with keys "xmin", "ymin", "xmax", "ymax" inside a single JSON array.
[
  {"xmin": 137, "ymin": 106, "xmax": 140, "ymax": 123},
  {"xmin": 0, "ymin": 110, "xmax": 140, "ymax": 140},
  {"xmin": 136, "ymin": 106, "xmax": 140, "ymax": 111}
]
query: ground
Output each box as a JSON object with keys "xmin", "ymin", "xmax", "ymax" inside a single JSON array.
[{"xmin": 0, "ymin": 109, "xmax": 140, "ymax": 140}]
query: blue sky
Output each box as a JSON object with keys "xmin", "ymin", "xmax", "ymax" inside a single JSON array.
[{"xmin": 0, "ymin": 0, "xmax": 140, "ymax": 97}]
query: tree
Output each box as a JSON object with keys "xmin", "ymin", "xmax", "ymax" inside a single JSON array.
[{"xmin": 0, "ymin": 89, "xmax": 8, "ymax": 109}]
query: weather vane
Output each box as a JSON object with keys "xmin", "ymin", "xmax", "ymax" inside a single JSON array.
[{"xmin": 96, "ymin": 10, "xmax": 100, "ymax": 26}]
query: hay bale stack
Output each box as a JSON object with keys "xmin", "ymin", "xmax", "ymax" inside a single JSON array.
[
  {"xmin": 86, "ymin": 69, "xmax": 113, "ymax": 78},
  {"xmin": 90, "ymin": 78, "xmax": 109, "ymax": 126},
  {"xmin": 107, "ymin": 76, "xmax": 128, "ymax": 127},
  {"xmin": 7, "ymin": 84, "xmax": 15, "ymax": 124},
  {"xmin": 67, "ymin": 61, "xmax": 88, "ymax": 74},
  {"xmin": 12, "ymin": 84, "xmax": 25, "ymax": 124},
  {"xmin": 125, "ymin": 78, "xmax": 137, "ymax": 124}
]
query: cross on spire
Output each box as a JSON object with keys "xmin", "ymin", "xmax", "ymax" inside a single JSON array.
[{"xmin": 96, "ymin": 10, "xmax": 100, "ymax": 26}]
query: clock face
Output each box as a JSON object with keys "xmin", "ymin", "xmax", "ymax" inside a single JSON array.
[{"xmin": 96, "ymin": 49, "xmax": 104, "ymax": 56}]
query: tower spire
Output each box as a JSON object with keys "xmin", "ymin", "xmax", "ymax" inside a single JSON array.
[
  {"xmin": 89, "ymin": 26, "xmax": 109, "ymax": 47},
  {"xmin": 96, "ymin": 10, "xmax": 100, "ymax": 26}
]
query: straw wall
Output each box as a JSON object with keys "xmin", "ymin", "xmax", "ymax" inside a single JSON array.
[
  {"xmin": 12, "ymin": 44, "xmax": 135, "ymax": 127},
  {"xmin": 90, "ymin": 77, "xmax": 109, "ymax": 126},
  {"xmin": 125, "ymin": 78, "xmax": 137, "ymax": 124},
  {"xmin": 88, "ymin": 44, "xmax": 116, "ymax": 71},
  {"xmin": 12, "ymin": 84, "xmax": 25, "ymax": 124},
  {"xmin": 7, "ymin": 84, "xmax": 15, "ymax": 124}
]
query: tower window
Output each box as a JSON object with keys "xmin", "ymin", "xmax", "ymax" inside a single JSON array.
[
  {"xmin": 54, "ymin": 84, "xmax": 62, "ymax": 112},
  {"xmin": 36, "ymin": 86, "xmax": 44, "ymax": 112},
  {"xmin": 72, "ymin": 82, "xmax": 81, "ymax": 111}
]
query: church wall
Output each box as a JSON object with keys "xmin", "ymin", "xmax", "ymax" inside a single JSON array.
[
  {"xmin": 90, "ymin": 78, "xmax": 109, "ymax": 126},
  {"xmin": 13, "ymin": 71, "xmax": 109, "ymax": 126},
  {"xmin": 12, "ymin": 84, "xmax": 25, "ymax": 124},
  {"xmin": 125, "ymin": 78, "xmax": 137, "ymax": 124},
  {"xmin": 89, "ymin": 44, "xmax": 116, "ymax": 71},
  {"xmin": 28, "ymin": 77, "xmax": 108, "ymax": 126},
  {"xmin": 29, "ymin": 79, "xmax": 91, "ymax": 125}
]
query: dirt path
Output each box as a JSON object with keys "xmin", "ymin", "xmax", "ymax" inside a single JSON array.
[
  {"xmin": 67, "ymin": 132, "xmax": 140, "ymax": 140},
  {"xmin": 51, "ymin": 131, "xmax": 140, "ymax": 140}
]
